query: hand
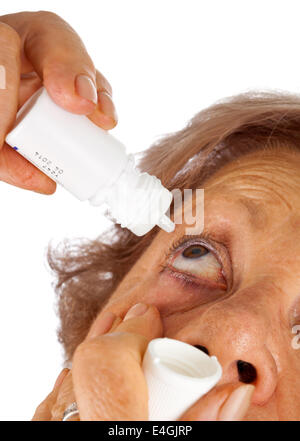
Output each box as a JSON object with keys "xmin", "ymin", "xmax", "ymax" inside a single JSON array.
[
  {"xmin": 0, "ymin": 11, "xmax": 117, "ymax": 194},
  {"xmin": 32, "ymin": 303, "xmax": 255, "ymax": 421}
]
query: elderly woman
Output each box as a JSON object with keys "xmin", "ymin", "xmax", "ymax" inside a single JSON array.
[{"xmin": 1, "ymin": 11, "xmax": 300, "ymax": 421}]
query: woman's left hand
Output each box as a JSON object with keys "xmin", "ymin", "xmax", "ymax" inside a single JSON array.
[{"xmin": 33, "ymin": 302, "xmax": 254, "ymax": 421}]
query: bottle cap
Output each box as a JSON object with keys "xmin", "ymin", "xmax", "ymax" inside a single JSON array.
[
  {"xmin": 142, "ymin": 338, "xmax": 222, "ymax": 421},
  {"xmin": 91, "ymin": 156, "xmax": 175, "ymax": 235}
]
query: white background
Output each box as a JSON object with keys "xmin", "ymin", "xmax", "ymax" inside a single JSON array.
[{"xmin": 0, "ymin": 0, "xmax": 300, "ymax": 420}]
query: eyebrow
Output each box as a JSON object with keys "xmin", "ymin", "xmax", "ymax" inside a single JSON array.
[{"xmin": 237, "ymin": 197, "xmax": 269, "ymax": 230}]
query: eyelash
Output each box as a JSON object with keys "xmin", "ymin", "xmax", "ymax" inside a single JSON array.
[
  {"xmin": 165, "ymin": 233, "xmax": 220, "ymax": 263},
  {"xmin": 161, "ymin": 233, "xmax": 229, "ymax": 289}
]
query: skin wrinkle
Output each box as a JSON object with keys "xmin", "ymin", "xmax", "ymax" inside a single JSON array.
[
  {"xmin": 203, "ymin": 152, "xmax": 298, "ymax": 212},
  {"xmin": 238, "ymin": 198, "xmax": 267, "ymax": 230},
  {"xmin": 206, "ymin": 174, "xmax": 293, "ymax": 210},
  {"xmin": 94, "ymin": 147, "xmax": 300, "ymax": 419}
]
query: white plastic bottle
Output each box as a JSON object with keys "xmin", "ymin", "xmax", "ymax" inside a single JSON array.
[
  {"xmin": 143, "ymin": 338, "xmax": 222, "ymax": 421},
  {"xmin": 5, "ymin": 87, "xmax": 175, "ymax": 236}
]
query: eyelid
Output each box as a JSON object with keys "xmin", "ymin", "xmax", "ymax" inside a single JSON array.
[{"xmin": 165, "ymin": 233, "xmax": 233, "ymax": 290}]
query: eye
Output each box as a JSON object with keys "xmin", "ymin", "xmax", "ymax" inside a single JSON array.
[
  {"xmin": 170, "ymin": 243, "xmax": 225, "ymax": 285},
  {"xmin": 182, "ymin": 245, "xmax": 209, "ymax": 259}
]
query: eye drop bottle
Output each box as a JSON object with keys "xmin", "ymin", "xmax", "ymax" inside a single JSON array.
[{"xmin": 5, "ymin": 87, "xmax": 175, "ymax": 236}]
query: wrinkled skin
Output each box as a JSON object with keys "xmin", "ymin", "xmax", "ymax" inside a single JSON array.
[
  {"xmin": 105, "ymin": 148, "xmax": 300, "ymax": 420},
  {"xmin": 36, "ymin": 147, "xmax": 300, "ymax": 420}
]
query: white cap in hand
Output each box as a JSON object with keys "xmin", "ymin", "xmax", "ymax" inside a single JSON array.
[{"xmin": 142, "ymin": 338, "xmax": 222, "ymax": 421}]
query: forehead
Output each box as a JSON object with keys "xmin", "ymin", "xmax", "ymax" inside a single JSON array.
[
  {"xmin": 204, "ymin": 148, "xmax": 300, "ymax": 192},
  {"xmin": 200, "ymin": 148, "xmax": 300, "ymax": 229}
]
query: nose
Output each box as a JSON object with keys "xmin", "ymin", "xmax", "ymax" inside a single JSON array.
[
  {"xmin": 194, "ymin": 346, "xmax": 258, "ymax": 384},
  {"xmin": 174, "ymin": 292, "xmax": 278, "ymax": 405}
]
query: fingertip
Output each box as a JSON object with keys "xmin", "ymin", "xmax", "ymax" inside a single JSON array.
[
  {"xmin": 87, "ymin": 310, "xmax": 117, "ymax": 340},
  {"xmin": 124, "ymin": 303, "xmax": 149, "ymax": 320},
  {"xmin": 218, "ymin": 384, "xmax": 255, "ymax": 421},
  {"xmin": 145, "ymin": 304, "xmax": 162, "ymax": 321},
  {"xmin": 98, "ymin": 90, "xmax": 118, "ymax": 124},
  {"xmin": 119, "ymin": 303, "xmax": 163, "ymax": 340},
  {"xmin": 178, "ymin": 383, "xmax": 235, "ymax": 421},
  {"xmin": 37, "ymin": 179, "xmax": 57, "ymax": 195},
  {"xmin": 87, "ymin": 91, "xmax": 118, "ymax": 130},
  {"xmin": 53, "ymin": 368, "xmax": 70, "ymax": 390},
  {"xmin": 30, "ymin": 171, "xmax": 57, "ymax": 195}
]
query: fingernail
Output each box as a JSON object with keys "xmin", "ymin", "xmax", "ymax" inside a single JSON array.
[
  {"xmin": 124, "ymin": 303, "xmax": 148, "ymax": 321},
  {"xmin": 53, "ymin": 368, "xmax": 69, "ymax": 390},
  {"xmin": 75, "ymin": 74, "xmax": 98, "ymax": 104},
  {"xmin": 219, "ymin": 384, "xmax": 255, "ymax": 421},
  {"xmin": 98, "ymin": 90, "xmax": 118, "ymax": 122}
]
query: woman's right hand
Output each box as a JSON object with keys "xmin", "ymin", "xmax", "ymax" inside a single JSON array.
[{"xmin": 0, "ymin": 10, "xmax": 117, "ymax": 194}]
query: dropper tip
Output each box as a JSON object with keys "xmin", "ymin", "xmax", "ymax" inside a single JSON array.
[{"xmin": 157, "ymin": 214, "xmax": 175, "ymax": 233}]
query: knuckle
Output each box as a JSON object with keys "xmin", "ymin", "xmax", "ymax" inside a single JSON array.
[{"xmin": 32, "ymin": 10, "xmax": 62, "ymax": 22}]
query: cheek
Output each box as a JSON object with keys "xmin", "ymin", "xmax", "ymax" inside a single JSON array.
[
  {"xmin": 142, "ymin": 273, "xmax": 195, "ymax": 315},
  {"xmin": 141, "ymin": 271, "xmax": 225, "ymax": 316}
]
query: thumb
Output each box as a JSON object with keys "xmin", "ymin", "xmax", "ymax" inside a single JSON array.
[
  {"xmin": 114, "ymin": 303, "xmax": 163, "ymax": 341},
  {"xmin": 179, "ymin": 383, "xmax": 255, "ymax": 421},
  {"xmin": 87, "ymin": 303, "xmax": 163, "ymax": 342},
  {"xmin": 72, "ymin": 304, "xmax": 162, "ymax": 421}
]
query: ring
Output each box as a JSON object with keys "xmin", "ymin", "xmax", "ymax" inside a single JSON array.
[{"xmin": 62, "ymin": 402, "xmax": 79, "ymax": 421}]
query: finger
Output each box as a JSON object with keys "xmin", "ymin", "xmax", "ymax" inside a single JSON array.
[
  {"xmin": 4, "ymin": 69, "xmax": 117, "ymax": 193},
  {"xmin": 72, "ymin": 332, "xmax": 150, "ymax": 420},
  {"xmin": 50, "ymin": 372, "xmax": 78, "ymax": 421},
  {"xmin": 0, "ymin": 22, "xmax": 21, "ymax": 148},
  {"xmin": 95, "ymin": 69, "xmax": 112, "ymax": 96},
  {"xmin": 89, "ymin": 314, "xmax": 123, "ymax": 337},
  {"xmin": 109, "ymin": 316, "xmax": 123, "ymax": 332},
  {"xmin": 72, "ymin": 305, "xmax": 162, "ymax": 420},
  {"xmin": 18, "ymin": 72, "xmax": 43, "ymax": 108},
  {"xmin": 218, "ymin": 384, "xmax": 254, "ymax": 421},
  {"xmin": 86, "ymin": 311, "xmax": 117, "ymax": 340},
  {"xmin": 2, "ymin": 11, "xmax": 97, "ymax": 114},
  {"xmin": 0, "ymin": 143, "xmax": 56, "ymax": 194},
  {"xmin": 32, "ymin": 368, "xmax": 69, "ymax": 421},
  {"xmin": 179, "ymin": 383, "xmax": 255, "ymax": 421},
  {"xmin": 87, "ymin": 70, "xmax": 118, "ymax": 130},
  {"xmin": 87, "ymin": 303, "xmax": 163, "ymax": 342},
  {"xmin": 113, "ymin": 303, "xmax": 163, "ymax": 340}
]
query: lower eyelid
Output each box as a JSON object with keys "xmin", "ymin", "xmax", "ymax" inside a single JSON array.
[
  {"xmin": 164, "ymin": 265, "xmax": 227, "ymax": 291},
  {"xmin": 172, "ymin": 254, "xmax": 221, "ymax": 278}
]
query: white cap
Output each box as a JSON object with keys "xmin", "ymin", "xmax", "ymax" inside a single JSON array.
[
  {"xmin": 90, "ymin": 156, "xmax": 175, "ymax": 236},
  {"xmin": 142, "ymin": 338, "xmax": 222, "ymax": 421}
]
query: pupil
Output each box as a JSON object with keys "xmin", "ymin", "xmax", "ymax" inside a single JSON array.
[{"xmin": 182, "ymin": 245, "xmax": 208, "ymax": 259}]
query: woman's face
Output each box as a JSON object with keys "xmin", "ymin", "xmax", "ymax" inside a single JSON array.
[{"xmin": 102, "ymin": 148, "xmax": 300, "ymax": 420}]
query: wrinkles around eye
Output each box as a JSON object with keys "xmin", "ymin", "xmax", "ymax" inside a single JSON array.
[{"xmin": 161, "ymin": 234, "xmax": 233, "ymax": 292}]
